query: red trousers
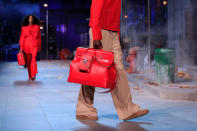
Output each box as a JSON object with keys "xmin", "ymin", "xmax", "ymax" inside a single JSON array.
[{"xmin": 24, "ymin": 50, "xmax": 38, "ymax": 79}]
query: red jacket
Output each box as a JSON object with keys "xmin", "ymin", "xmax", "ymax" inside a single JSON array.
[
  {"xmin": 89, "ymin": 0, "xmax": 121, "ymax": 40},
  {"xmin": 19, "ymin": 25, "xmax": 41, "ymax": 53}
]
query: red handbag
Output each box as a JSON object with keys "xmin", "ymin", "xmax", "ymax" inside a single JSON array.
[
  {"xmin": 68, "ymin": 47, "xmax": 117, "ymax": 91},
  {"xmin": 17, "ymin": 52, "xmax": 25, "ymax": 66}
]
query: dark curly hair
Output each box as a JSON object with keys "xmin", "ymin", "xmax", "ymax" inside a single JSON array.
[{"xmin": 22, "ymin": 15, "xmax": 40, "ymax": 26}]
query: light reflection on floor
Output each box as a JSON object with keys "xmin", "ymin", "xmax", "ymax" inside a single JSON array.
[{"xmin": 0, "ymin": 61, "xmax": 197, "ymax": 131}]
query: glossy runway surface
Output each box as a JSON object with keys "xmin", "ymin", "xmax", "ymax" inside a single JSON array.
[{"xmin": 0, "ymin": 61, "xmax": 197, "ymax": 131}]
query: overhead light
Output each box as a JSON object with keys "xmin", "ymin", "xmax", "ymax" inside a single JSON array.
[
  {"xmin": 163, "ymin": 1, "xmax": 167, "ymax": 6},
  {"xmin": 44, "ymin": 3, "xmax": 48, "ymax": 7},
  {"xmin": 124, "ymin": 15, "xmax": 128, "ymax": 19}
]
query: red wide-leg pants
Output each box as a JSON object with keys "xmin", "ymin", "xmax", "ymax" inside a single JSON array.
[{"xmin": 24, "ymin": 49, "xmax": 38, "ymax": 79}]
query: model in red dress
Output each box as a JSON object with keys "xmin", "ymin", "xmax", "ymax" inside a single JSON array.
[{"xmin": 19, "ymin": 15, "xmax": 41, "ymax": 81}]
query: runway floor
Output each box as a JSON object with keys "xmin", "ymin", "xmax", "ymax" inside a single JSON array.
[{"xmin": 0, "ymin": 61, "xmax": 197, "ymax": 131}]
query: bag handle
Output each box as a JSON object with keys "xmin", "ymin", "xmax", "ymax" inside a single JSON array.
[
  {"xmin": 93, "ymin": 48, "xmax": 114, "ymax": 68},
  {"xmin": 79, "ymin": 48, "xmax": 113, "ymax": 68}
]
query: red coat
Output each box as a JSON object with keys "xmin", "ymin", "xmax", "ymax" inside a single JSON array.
[
  {"xmin": 19, "ymin": 25, "xmax": 41, "ymax": 53},
  {"xmin": 89, "ymin": 0, "xmax": 121, "ymax": 40}
]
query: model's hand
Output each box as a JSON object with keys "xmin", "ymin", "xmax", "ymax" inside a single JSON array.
[{"xmin": 93, "ymin": 40, "xmax": 103, "ymax": 49}]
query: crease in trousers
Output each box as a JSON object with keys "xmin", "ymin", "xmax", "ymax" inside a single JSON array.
[{"xmin": 76, "ymin": 28, "xmax": 140, "ymax": 120}]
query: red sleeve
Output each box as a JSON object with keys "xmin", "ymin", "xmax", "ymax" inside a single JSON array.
[
  {"xmin": 38, "ymin": 28, "xmax": 41, "ymax": 51},
  {"xmin": 33, "ymin": 25, "xmax": 40, "ymax": 39},
  {"xmin": 37, "ymin": 26, "xmax": 42, "ymax": 51},
  {"xmin": 90, "ymin": 0, "xmax": 104, "ymax": 40},
  {"xmin": 33, "ymin": 25, "xmax": 42, "ymax": 51},
  {"xmin": 19, "ymin": 26, "xmax": 25, "ymax": 50}
]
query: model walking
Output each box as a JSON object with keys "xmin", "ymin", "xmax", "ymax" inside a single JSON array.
[
  {"xmin": 19, "ymin": 15, "xmax": 41, "ymax": 81},
  {"xmin": 76, "ymin": 0, "xmax": 149, "ymax": 120}
]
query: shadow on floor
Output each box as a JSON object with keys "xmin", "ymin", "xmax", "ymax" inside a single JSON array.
[
  {"xmin": 13, "ymin": 80, "xmax": 42, "ymax": 86},
  {"xmin": 75, "ymin": 120, "xmax": 152, "ymax": 131},
  {"xmin": 118, "ymin": 121, "xmax": 152, "ymax": 131}
]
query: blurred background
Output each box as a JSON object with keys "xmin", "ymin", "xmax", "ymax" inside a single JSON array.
[
  {"xmin": 0, "ymin": 0, "xmax": 91, "ymax": 61},
  {"xmin": 0, "ymin": 0, "xmax": 197, "ymax": 70}
]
